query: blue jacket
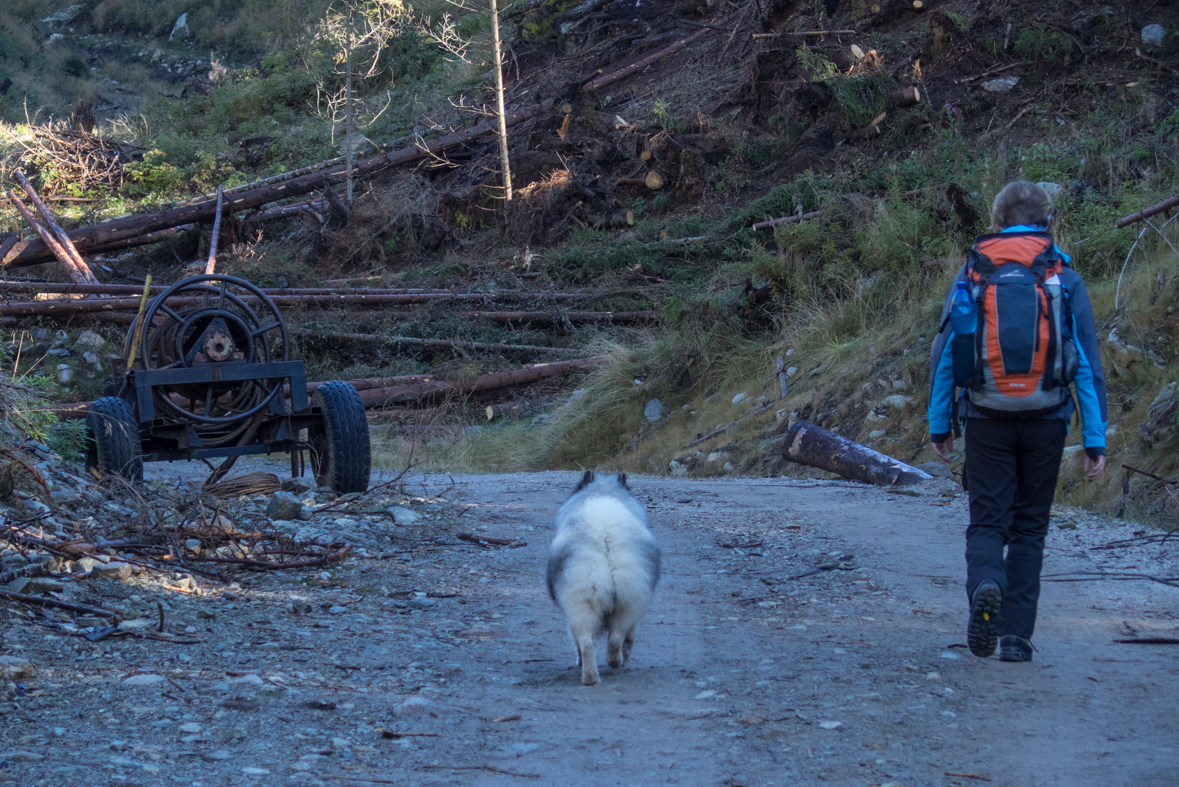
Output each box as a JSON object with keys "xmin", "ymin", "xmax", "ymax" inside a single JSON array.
[{"xmin": 927, "ymin": 226, "xmax": 1108, "ymax": 456}]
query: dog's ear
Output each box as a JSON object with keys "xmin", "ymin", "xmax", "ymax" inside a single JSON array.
[
  {"xmin": 617, "ymin": 472, "xmax": 627, "ymax": 488},
  {"xmin": 575, "ymin": 469, "xmax": 594, "ymax": 490}
]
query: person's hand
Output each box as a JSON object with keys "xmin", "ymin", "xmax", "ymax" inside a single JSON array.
[
  {"xmin": 932, "ymin": 438, "xmax": 954, "ymax": 464},
  {"xmin": 1084, "ymin": 453, "xmax": 1106, "ymax": 482}
]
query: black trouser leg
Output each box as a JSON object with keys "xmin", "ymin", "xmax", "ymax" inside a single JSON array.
[
  {"xmin": 963, "ymin": 418, "xmax": 1066, "ymax": 640},
  {"xmin": 1002, "ymin": 420, "xmax": 1066, "ymax": 638}
]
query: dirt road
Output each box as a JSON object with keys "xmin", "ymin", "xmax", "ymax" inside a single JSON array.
[{"xmin": 2, "ymin": 469, "xmax": 1177, "ymax": 786}]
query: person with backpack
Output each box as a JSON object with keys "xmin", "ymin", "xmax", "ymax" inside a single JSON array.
[{"xmin": 927, "ymin": 181, "xmax": 1107, "ymax": 662}]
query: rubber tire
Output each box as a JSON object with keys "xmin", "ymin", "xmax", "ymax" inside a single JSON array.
[
  {"xmin": 308, "ymin": 381, "xmax": 371, "ymax": 494},
  {"xmin": 85, "ymin": 397, "xmax": 143, "ymax": 483}
]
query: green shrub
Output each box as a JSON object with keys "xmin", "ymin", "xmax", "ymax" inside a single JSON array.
[
  {"xmin": 1014, "ymin": 26, "xmax": 1075, "ymax": 72},
  {"xmin": 650, "ymin": 99, "xmax": 684, "ymax": 133},
  {"xmin": 60, "ymin": 55, "xmax": 88, "ymax": 78},
  {"xmin": 123, "ymin": 150, "xmax": 185, "ymax": 198},
  {"xmin": 824, "ymin": 73, "xmax": 894, "ymax": 128}
]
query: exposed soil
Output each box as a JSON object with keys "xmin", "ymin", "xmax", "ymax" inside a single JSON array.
[{"xmin": 2, "ymin": 464, "xmax": 1177, "ymax": 786}]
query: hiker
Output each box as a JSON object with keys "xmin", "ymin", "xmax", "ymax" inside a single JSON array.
[{"xmin": 927, "ymin": 181, "xmax": 1107, "ymax": 662}]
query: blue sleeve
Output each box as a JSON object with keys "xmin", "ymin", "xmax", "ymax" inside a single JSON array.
[
  {"xmin": 1065, "ymin": 275, "xmax": 1107, "ymax": 451},
  {"xmin": 928, "ymin": 267, "xmax": 967, "ymax": 439},
  {"xmin": 1071, "ymin": 314, "xmax": 1106, "ymax": 450},
  {"xmin": 928, "ymin": 333, "xmax": 956, "ymax": 437}
]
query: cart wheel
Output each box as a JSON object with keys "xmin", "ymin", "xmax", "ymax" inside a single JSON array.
[
  {"xmin": 85, "ymin": 397, "xmax": 143, "ymax": 483},
  {"xmin": 308, "ymin": 381, "xmax": 370, "ymax": 494}
]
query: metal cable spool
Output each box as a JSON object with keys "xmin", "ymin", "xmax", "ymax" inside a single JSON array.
[{"xmin": 123, "ymin": 275, "xmax": 290, "ymax": 448}]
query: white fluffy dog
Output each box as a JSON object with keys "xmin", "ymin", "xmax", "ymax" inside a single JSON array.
[{"xmin": 546, "ymin": 471, "xmax": 661, "ymax": 685}]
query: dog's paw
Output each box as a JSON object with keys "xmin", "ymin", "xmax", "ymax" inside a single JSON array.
[{"xmin": 581, "ymin": 669, "xmax": 601, "ymax": 686}]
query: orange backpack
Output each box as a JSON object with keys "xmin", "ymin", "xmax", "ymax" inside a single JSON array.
[{"xmin": 956, "ymin": 231, "xmax": 1079, "ymax": 416}]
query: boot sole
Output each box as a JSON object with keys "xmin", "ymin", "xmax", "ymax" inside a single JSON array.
[{"xmin": 967, "ymin": 584, "xmax": 1002, "ymax": 657}]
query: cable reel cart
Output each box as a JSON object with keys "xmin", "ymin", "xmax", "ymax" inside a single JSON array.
[{"xmin": 84, "ymin": 275, "xmax": 370, "ymax": 493}]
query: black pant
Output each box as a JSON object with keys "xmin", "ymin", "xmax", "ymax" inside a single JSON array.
[{"xmin": 963, "ymin": 418, "xmax": 1066, "ymax": 640}]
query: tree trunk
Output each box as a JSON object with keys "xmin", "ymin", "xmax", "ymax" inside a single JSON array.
[
  {"xmin": 782, "ymin": 420, "xmax": 933, "ymax": 486},
  {"xmin": 356, "ymin": 357, "xmax": 600, "ymax": 407},
  {"xmin": 490, "ymin": 0, "xmax": 512, "ymax": 202},
  {"xmin": 204, "ymin": 185, "xmax": 223, "ymax": 275},
  {"xmin": 345, "ymin": 1, "xmax": 355, "ymax": 203},
  {"xmin": 55, "ymin": 359, "xmax": 604, "ymax": 417}
]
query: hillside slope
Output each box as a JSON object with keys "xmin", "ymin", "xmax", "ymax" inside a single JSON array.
[{"xmin": 2, "ymin": 0, "xmax": 1179, "ymax": 523}]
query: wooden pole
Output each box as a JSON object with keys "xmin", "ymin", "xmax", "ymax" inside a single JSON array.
[
  {"xmin": 1116, "ymin": 195, "xmax": 1179, "ymax": 229},
  {"xmin": 12, "ymin": 171, "xmax": 98, "ymax": 284},
  {"xmin": 490, "ymin": 0, "xmax": 512, "ymax": 202},
  {"xmin": 782, "ymin": 420, "xmax": 933, "ymax": 486},
  {"xmin": 124, "ymin": 275, "xmax": 153, "ymax": 371},
  {"xmin": 204, "ymin": 185, "xmax": 223, "ymax": 276},
  {"xmin": 4, "ymin": 190, "xmax": 88, "ymax": 285}
]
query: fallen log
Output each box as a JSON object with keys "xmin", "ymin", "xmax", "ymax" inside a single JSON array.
[
  {"xmin": 588, "ymin": 210, "xmax": 636, "ymax": 228},
  {"xmin": 0, "ymin": 292, "xmax": 610, "ymax": 317},
  {"xmin": 87, "ymin": 225, "xmax": 193, "ymax": 257},
  {"xmin": 56, "ymin": 358, "xmax": 604, "ymax": 417},
  {"xmin": 3, "ymin": 98, "xmax": 555, "ymax": 269},
  {"xmin": 307, "ymin": 333, "xmax": 586, "ymax": 355},
  {"xmin": 847, "ymin": 124, "xmax": 881, "ymax": 142},
  {"xmin": 1116, "ymin": 195, "xmax": 1179, "ymax": 229},
  {"xmin": 454, "ymin": 310, "xmax": 657, "ymax": 324},
  {"xmin": 356, "ymin": 357, "xmax": 602, "ymax": 408},
  {"xmin": 616, "ymin": 171, "xmax": 664, "ymax": 190},
  {"xmin": 751, "ymin": 209, "xmax": 826, "ymax": 231},
  {"xmin": 782, "ymin": 420, "xmax": 934, "ymax": 486},
  {"xmin": 245, "ymin": 199, "xmax": 328, "ymax": 224},
  {"xmin": 584, "ymin": 16, "xmax": 733, "ymax": 93},
  {"xmin": 0, "ymin": 233, "xmax": 19, "ymax": 261},
  {"xmin": 0, "ymin": 281, "xmax": 463, "ymax": 297}
]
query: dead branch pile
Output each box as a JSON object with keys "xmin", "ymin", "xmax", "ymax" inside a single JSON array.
[
  {"xmin": 4, "ymin": 125, "xmax": 137, "ymax": 196},
  {"xmin": 1, "ymin": 505, "xmax": 352, "ymax": 581}
]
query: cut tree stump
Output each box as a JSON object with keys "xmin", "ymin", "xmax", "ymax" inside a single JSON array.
[
  {"xmin": 782, "ymin": 420, "xmax": 933, "ymax": 486},
  {"xmin": 847, "ymin": 124, "xmax": 881, "ymax": 143},
  {"xmin": 889, "ymin": 86, "xmax": 921, "ymax": 106},
  {"xmin": 615, "ymin": 171, "xmax": 664, "ymax": 190}
]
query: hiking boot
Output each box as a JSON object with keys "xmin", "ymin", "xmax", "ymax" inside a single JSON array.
[
  {"xmin": 998, "ymin": 635, "xmax": 1034, "ymax": 662},
  {"xmin": 967, "ymin": 580, "xmax": 1002, "ymax": 658}
]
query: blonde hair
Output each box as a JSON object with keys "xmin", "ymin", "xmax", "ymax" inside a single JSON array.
[{"xmin": 990, "ymin": 181, "xmax": 1054, "ymax": 230}]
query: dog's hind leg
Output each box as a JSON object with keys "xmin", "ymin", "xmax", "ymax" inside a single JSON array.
[
  {"xmin": 622, "ymin": 624, "xmax": 637, "ymax": 664},
  {"xmin": 607, "ymin": 606, "xmax": 641, "ymax": 668},
  {"xmin": 571, "ymin": 621, "xmax": 599, "ymax": 685}
]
